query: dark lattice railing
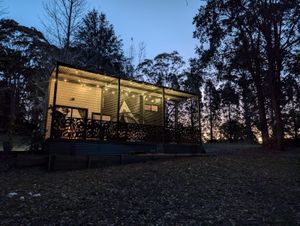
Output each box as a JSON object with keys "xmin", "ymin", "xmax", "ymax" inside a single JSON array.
[{"xmin": 51, "ymin": 116, "xmax": 201, "ymax": 144}]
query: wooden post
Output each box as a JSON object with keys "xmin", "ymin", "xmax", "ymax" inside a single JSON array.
[
  {"xmin": 140, "ymin": 95, "xmax": 144, "ymax": 124},
  {"xmin": 175, "ymin": 101, "xmax": 178, "ymax": 142},
  {"xmin": 117, "ymin": 78, "xmax": 121, "ymax": 139},
  {"xmin": 50, "ymin": 64, "xmax": 59, "ymax": 139},
  {"xmin": 162, "ymin": 88, "xmax": 165, "ymax": 143},
  {"xmin": 190, "ymin": 98, "xmax": 194, "ymax": 129}
]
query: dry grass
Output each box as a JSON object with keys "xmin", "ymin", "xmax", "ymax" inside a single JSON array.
[{"xmin": 0, "ymin": 147, "xmax": 299, "ymax": 225}]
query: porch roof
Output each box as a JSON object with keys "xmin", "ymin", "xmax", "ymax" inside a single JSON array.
[{"xmin": 50, "ymin": 62, "xmax": 199, "ymax": 100}]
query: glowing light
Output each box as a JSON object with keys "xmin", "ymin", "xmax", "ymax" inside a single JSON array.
[
  {"xmin": 112, "ymin": 91, "xmax": 115, "ymax": 94},
  {"xmin": 105, "ymin": 87, "xmax": 108, "ymax": 91},
  {"xmin": 78, "ymin": 79, "xmax": 81, "ymax": 82},
  {"xmin": 145, "ymin": 98, "xmax": 148, "ymax": 101},
  {"xmin": 132, "ymin": 94, "xmax": 135, "ymax": 98},
  {"xmin": 96, "ymin": 85, "xmax": 100, "ymax": 88},
  {"xmin": 151, "ymin": 100, "xmax": 154, "ymax": 103},
  {"xmin": 64, "ymin": 79, "xmax": 67, "ymax": 82}
]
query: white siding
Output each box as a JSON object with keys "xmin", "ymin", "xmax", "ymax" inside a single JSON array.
[{"xmin": 45, "ymin": 79, "xmax": 102, "ymax": 139}]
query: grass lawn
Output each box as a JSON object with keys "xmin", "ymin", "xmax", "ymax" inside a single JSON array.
[{"xmin": 0, "ymin": 147, "xmax": 299, "ymax": 225}]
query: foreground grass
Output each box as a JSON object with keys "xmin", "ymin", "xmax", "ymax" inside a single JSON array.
[{"xmin": 0, "ymin": 148, "xmax": 299, "ymax": 225}]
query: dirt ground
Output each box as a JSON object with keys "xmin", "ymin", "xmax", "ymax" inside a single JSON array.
[{"xmin": 0, "ymin": 146, "xmax": 299, "ymax": 225}]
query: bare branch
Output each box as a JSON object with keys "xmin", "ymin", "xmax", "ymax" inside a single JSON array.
[{"xmin": 41, "ymin": 0, "xmax": 86, "ymax": 48}]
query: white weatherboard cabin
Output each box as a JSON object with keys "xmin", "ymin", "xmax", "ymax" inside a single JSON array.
[{"xmin": 45, "ymin": 63, "xmax": 204, "ymax": 155}]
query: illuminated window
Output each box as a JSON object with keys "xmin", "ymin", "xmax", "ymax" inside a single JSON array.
[
  {"xmin": 102, "ymin": 115, "xmax": 111, "ymax": 121},
  {"xmin": 144, "ymin": 104, "xmax": 159, "ymax": 112}
]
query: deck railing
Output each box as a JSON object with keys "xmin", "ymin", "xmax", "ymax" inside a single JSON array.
[{"xmin": 51, "ymin": 116, "xmax": 201, "ymax": 144}]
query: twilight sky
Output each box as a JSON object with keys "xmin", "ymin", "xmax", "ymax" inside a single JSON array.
[{"xmin": 2, "ymin": 0, "xmax": 203, "ymax": 63}]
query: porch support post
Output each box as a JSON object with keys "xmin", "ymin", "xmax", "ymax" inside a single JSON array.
[
  {"xmin": 117, "ymin": 78, "xmax": 121, "ymax": 138},
  {"xmin": 190, "ymin": 98, "xmax": 194, "ymax": 129},
  {"xmin": 197, "ymin": 95, "xmax": 202, "ymax": 144},
  {"xmin": 175, "ymin": 101, "xmax": 178, "ymax": 141},
  {"xmin": 50, "ymin": 63, "xmax": 59, "ymax": 139},
  {"xmin": 117, "ymin": 78, "xmax": 121, "ymax": 123},
  {"xmin": 162, "ymin": 88, "xmax": 165, "ymax": 143}
]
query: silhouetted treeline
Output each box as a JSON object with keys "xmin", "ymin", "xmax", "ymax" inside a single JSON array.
[{"xmin": 192, "ymin": 0, "xmax": 300, "ymax": 150}]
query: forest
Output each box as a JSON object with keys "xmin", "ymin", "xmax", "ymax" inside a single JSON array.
[{"xmin": 0, "ymin": 0, "xmax": 299, "ymax": 151}]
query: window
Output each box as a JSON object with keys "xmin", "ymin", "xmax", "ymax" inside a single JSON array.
[
  {"xmin": 92, "ymin": 113, "xmax": 101, "ymax": 120},
  {"xmin": 102, "ymin": 115, "xmax": 111, "ymax": 121},
  {"xmin": 144, "ymin": 104, "xmax": 159, "ymax": 112},
  {"xmin": 92, "ymin": 113, "xmax": 111, "ymax": 121}
]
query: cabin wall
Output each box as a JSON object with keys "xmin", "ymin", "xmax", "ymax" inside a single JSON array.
[
  {"xmin": 55, "ymin": 80, "xmax": 102, "ymax": 118},
  {"xmin": 45, "ymin": 78, "xmax": 102, "ymax": 139},
  {"xmin": 102, "ymin": 88, "xmax": 118, "ymax": 121},
  {"xmin": 143, "ymin": 97, "xmax": 163, "ymax": 126}
]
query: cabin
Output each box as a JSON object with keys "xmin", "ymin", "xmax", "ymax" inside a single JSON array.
[{"xmin": 45, "ymin": 63, "xmax": 204, "ymax": 155}]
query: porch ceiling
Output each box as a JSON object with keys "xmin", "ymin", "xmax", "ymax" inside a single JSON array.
[{"xmin": 53, "ymin": 64, "xmax": 198, "ymax": 101}]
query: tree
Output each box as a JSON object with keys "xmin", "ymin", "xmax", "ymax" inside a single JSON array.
[
  {"xmin": 74, "ymin": 9, "xmax": 127, "ymax": 76},
  {"xmin": 138, "ymin": 42, "xmax": 146, "ymax": 65},
  {"xmin": 237, "ymin": 74, "xmax": 257, "ymax": 143},
  {"xmin": 42, "ymin": 0, "xmax": 86, "ymax": 50},
  {"xmin": 282, "ymin": 75, "xmax": 300, "ymax": 139},
  {"xmin": 193, "ymin": 0, "xmax": 300, "ymax": 150},
  {"xmin": 220, "ymin": 120, "xmax": 245, "ymax": 142},
  {"xmin": 203, "ymin": 79, "xmax": 221, "ymax": 142},
  {"xmin": 0, "ymin": 19, "xmax": 56, "ymax": 149},
  {"xmin": 220, "ymin": 82, "xmax": 240, "ymax": 142},
  {"xmin": 137, "ymin": 51, "xmax": 185, "ymax": 88}
]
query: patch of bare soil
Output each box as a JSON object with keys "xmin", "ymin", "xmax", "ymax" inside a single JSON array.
[{"xmin": 0, "ymin": 149, "xmax": 299, "ymax": 225}]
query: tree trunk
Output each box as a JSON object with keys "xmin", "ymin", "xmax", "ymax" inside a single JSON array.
[
  {"xmin": 250, "ymin": 55, "xmax": 269, "ymax": 146},
  {"xmin": 270, "ymin": 82, "xmax": 284, "ymax": 150},
  {"xmin": 241, "ymin": 86, "xmax": 254, "ymax": 143},
  {"xmin": 209, "ymin": 96, "xmax": 213, "ymax": 142},
  {"xmin": 228, "ymin": 104, "xmax": 232, "ymax": 142},
  {"xmin": 65, "ymin": 0, "xmax": 73, "ymax": 50}
]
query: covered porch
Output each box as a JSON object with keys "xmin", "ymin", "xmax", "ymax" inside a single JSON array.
[{"xmin": 45, "ymin": 63, "xmax": 202, "ymax": 146}]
